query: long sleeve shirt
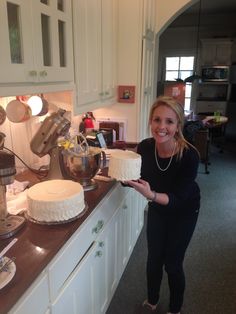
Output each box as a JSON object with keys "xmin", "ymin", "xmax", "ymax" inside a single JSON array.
[{"xmin": 137, "ymin": 137, "xmax": 200, "ymax": 217}]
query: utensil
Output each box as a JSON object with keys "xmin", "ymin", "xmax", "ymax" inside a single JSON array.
[
  {"xmin": 0, "ymin": 257, "xmax": 16, "ymax": 273},
  {"xmin": 0, "ymin": 238, "xmax": 18, "ymax": 259}
]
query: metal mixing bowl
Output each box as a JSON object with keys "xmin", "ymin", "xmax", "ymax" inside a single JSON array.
[{"xmin": 61, "ymin": 146, "xmax": 106, "ymax": 191}]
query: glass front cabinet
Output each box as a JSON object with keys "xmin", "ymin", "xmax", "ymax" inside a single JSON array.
[{"xmin": 0, "ymin": 0, "xmax": 73, "ymax": 84}]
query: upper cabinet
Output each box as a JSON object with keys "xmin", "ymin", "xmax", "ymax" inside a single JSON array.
[
  {"xmin": 0, "ymin": 0, "xmax": 74, "ymax": 85},
  {"xmin": 200, "ymin": 38, "xmax": 233, "ymax": 66},
  {"xmin": 73, "ymin": 0, "xmax": 117, "ymax": 114}
]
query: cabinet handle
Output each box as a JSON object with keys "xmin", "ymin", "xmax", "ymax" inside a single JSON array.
[
  {"xmin": 99, "ymin": 241, "xmax": 104, "ymax": 247},
  {"xmin": 92, "ymin": 220, "xmax": 104, "ymax": 234},
  {"xmin": 39, "ymin": 70, "xmax": 47, "ymax": 77},
  {"xmin": 123, "ymin": 204, "xmax": 128, "ymax": 210},
  {"xmin": 105, "ymin": 91, "xmax": 109, "ymax": 95},
  {"xmin": 99, "ymin": 92, "xmax": 104, "ymax": 96},
  {"xmin": 95, "ymin": 250, "xmax": 103, "ymax": 257},
  {"xmin": 29, "ymin": 70, "xmax": 37, "ymax": 76}
]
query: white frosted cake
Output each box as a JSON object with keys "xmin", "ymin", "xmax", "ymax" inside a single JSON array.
[
  {"xmin": 108, "ymin": 150, "xmax": 141, "ymax": 181},
  {"xmin": 27, "ymin": 179, "xmax": 85, "ymax": 223}
]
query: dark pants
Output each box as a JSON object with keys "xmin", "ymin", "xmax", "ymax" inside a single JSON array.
[{"xmin": 146, "ymin": 207, "xmax": 199, "ymax": 313}]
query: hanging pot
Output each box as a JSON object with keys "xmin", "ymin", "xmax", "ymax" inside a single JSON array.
[
  {"xmin": 6, "ymin": 98, "xmax": 31, "ymax": 123},
  {"xmin": 0, "ymin": 106, "xmax": 6, "ymax": 125}
]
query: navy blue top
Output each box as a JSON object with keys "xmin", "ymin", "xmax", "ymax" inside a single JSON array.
[{"xmin": 137, "ymin": 138, "xmax": 200, "ymax": 217}]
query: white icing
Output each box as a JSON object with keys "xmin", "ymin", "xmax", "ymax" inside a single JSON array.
[
  {"xmin": 27, "ymin": 180, "xmax": 85, "ymax": 222},
  {"xmin": 108, "ymin": 150, "xmax": 141, "ymax": 181}
]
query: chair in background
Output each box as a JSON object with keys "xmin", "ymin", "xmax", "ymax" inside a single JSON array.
[{"xmin": 193, "ymin": 129, "xmax": 210, "ymax": 174}]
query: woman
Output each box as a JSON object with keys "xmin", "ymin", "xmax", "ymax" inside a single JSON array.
[{"xmin": 126, "ymin": 96, "xmax": 200, "ymax": 314}]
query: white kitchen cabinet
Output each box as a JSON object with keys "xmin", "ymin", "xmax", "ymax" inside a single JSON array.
[
  {"xmin": 9, "ymin": 272, "xmax": 50, "ymax": 314},
  {"xmin": 196, "ymin": 100, "xmax": 227, "ymax": 115},
  {"xmin": 0, "ymin": 0, "xmax": 73, "ymax": 85},
  {"xmin": 51, "ymin": 184, "xmax": 144, "ymax": 314},
  {"xmin": 118, "ymin": 188, "xmax": 146, "ymax": 270},
  {"xmin": 200, "ymin": 39, "xmax": 233, "ymax": 66},
  {"xmin": 48, "ymin": 182, "xmax": 124, "ymax": 302},
  {"xmin": 51, "ymin": 215, "xmax": 116, "ymax": 314},
  {"xmin": 50, "ymin": 185, "xmax": 145, "ymax": 314},
  {"xmin": 72, "ymin": 0, "xmax": 117, "ymax": 114}
]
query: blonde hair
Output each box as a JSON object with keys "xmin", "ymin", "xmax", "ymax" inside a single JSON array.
[{"xmin": 149, "ymin": 95, "xmax": 190, "ymax": 159}]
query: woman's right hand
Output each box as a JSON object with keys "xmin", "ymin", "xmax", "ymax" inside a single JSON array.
[{"xmin": 125, "ymin": 179, "xmax": 154, "ymax": 200}]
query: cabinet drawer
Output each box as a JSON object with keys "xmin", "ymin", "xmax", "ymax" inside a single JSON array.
[{"xmin": 48, "ymin": 183, "xmax": 125, "ymax": 301}]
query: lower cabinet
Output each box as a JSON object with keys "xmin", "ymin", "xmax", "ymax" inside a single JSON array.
[
  {"xmin": 9, "ymin": 272, "xmax": 50, "ymax": 314},
  {"xmin": 10, "ymin": 185, "xmax": 146, "ymax": 314},
  {"xmin": 51, "ymin": 187, "xmax": 146, "ymax": 314}
]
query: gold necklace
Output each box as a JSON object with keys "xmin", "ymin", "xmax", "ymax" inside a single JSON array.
[{"xmin": 154, "ymin": 141, "xmax": 176, "ymax": 172}]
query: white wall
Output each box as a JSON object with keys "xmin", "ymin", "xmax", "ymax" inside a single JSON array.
[
  {"xmin": 96, "ymin": 0, "xmax": 193, "ymax": 142},
  {"xmin": 92, "ymin": 0, "xmax": 143, "ymax": 142},
  {"xmin": 155, "ymin": 0, "xmax": 196, "ymax": 34}
]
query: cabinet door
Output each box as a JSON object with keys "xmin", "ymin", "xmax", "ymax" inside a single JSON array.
[
  {"xmin": 51, "ymin": 215, "xmax": 118, "ymax": 314},
  {"xmin": 101, "ymin": 0, "xmax": 117, "ymax": 101},
  {"xmin": 73, "ymin": 0, "xmax": 102, "ymax": 108},
  {"xmin": 0, "ymin": 0, "xmax": 34, "ymax": 83},
  {"xmin": 0, "ymin": 0, "xmax": 73, "ymax": 84},
  {"xmin": 119, "ymin": 190, "xmax": 133, "ymax": 267},
  {"xmin": 215, "ymin": 43, "xmax": 232, "ymax": 65},
  {"xmin": 32, "ymin": 0, "xmax": 74, "ymax": 83},
  {"xmin": 92, "ymin": 213, "xmax": 117, "ymax": 314},
  {"xmin": 131, "ymin": 190, "xmax": 146, "ymax": 243},
  {"xmin": 9, "ymin": 273, "xmax": 49, "ymax": 314},
  {"xmin": 201, "ymin": 40, "xmax": 232, "ymax": 66},
  {"xmin": 51, "ymin": 242, "xmax": 96, "ymax": 314}
]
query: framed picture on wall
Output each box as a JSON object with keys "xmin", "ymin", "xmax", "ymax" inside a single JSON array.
[{"xmin": 118, "ymin": 85, "xmax": 135, "ymax": 103}]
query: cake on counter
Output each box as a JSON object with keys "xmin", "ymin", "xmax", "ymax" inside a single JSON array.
[{"xmin": 27, "ymin": 179, "xmax": 85, "ymax": 223}]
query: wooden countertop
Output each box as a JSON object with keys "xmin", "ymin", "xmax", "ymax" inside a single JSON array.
[{"xmin": 0, "ymin": 169, "xmax": 117, "ymax": 314}]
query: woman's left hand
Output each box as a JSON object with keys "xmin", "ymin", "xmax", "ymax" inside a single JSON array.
[{"xmin": 124, "ymin": 179, "xmax": 154, "ymax": 200}]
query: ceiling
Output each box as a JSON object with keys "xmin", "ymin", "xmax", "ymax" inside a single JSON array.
[
  {"xmin": 187, "ymin": 0, "xmax": 236, "ymax": 15},
  {"xmin": 170, "ymin": 0, "xmax": 236, "ymax": 29}
]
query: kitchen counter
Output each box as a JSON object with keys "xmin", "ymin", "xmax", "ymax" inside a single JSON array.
[{"xmin": 0, "ymin": 169, "xmax": 117, "ymax": 314}]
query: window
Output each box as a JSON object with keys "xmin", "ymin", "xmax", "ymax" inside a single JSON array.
[{"xmin": 165, "ymin": 56, "xmax": 194, "ymax": 110}]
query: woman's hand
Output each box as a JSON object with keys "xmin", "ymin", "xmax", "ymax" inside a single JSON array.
[{"xmin": 124, "ymin": 179, "xmax": 154, "ymax": 200}]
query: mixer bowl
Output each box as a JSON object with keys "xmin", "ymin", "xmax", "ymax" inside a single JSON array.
[{"xmin": 61, "ymin": 146, "xmax": 106, "ymax": 191}]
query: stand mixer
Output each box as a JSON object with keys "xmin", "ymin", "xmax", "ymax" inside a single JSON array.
[
  {"xmin": 30, "ymin": 109, "xmax": 71, "ymax": 180},
  {"xmin": 0, "ymin": 133, "xmax": 25, "ymax": 239},
  {"xmin": 30, "ymin": 109, "xmax": 106, "ymax": 190}
]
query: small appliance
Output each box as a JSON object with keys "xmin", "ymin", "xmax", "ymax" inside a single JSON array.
[
  {"xmin": 30, "ymin": 109, "xmax": 71, "ymax": 180},
  {"xmin": 201, "ymin": 66, "xmax": 229, "ymax": 82},
  {"xmin": 0, "ymin": 133, "xmax": 25, "ymax": 239},
  {"xmin": 30, "ymin": 110, "xmax": 106, "ymax": 190}
]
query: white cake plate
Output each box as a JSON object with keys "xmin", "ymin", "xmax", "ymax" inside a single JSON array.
[{"xmin": 24, "ymin": 202, "xmax": 88, "ymax": 225}]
